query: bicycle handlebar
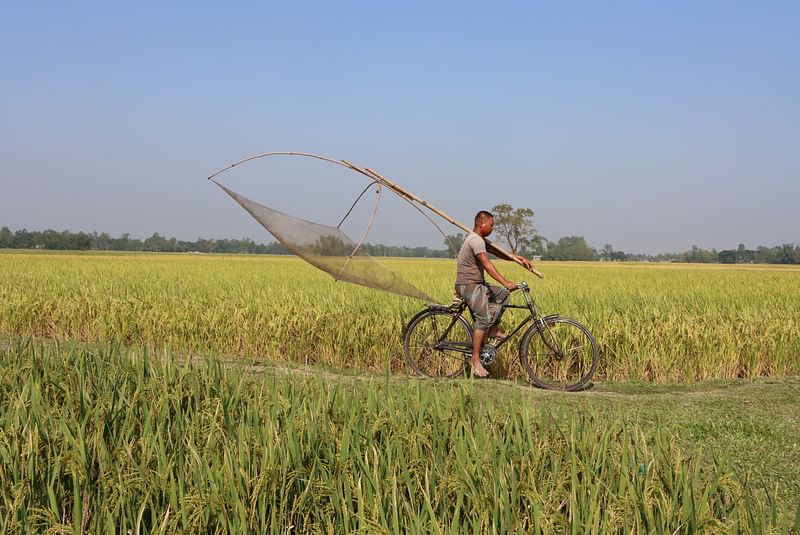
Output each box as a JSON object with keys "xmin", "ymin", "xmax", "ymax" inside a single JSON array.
[{"xmin": 511, "ymin": 281, "xmax": 530, "ymax": 292}]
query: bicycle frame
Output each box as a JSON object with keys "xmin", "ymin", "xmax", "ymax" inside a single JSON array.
[{"xmin": 432, "ymin": 283, "xmax": 560, "ymax": 355}]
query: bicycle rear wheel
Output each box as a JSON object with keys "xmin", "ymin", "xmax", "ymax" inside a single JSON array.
[
  {"xmin": 519, "ymin": 317, "xmax": 598, "ymax": 391},
  {"xmin": 403, "ymin": 308, "xmax": 472, "ymax": 378}
]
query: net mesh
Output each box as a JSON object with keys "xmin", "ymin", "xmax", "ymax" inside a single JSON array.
[{"xmin": 214, "ymin": 181, "xmax": 435, "ymax": 302}]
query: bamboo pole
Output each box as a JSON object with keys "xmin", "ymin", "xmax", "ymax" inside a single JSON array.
[{"xmin": 360, "ymin": 166, "xmax": 544, "ymax": 279}]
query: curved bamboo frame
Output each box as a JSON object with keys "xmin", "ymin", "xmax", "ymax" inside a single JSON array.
[{"xmin": 208, "ymin": 151, "xmax": 543, "ymax": 278}]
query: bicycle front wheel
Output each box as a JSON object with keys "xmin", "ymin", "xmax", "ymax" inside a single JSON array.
[
  {"xmin": 403, "ymin": 308, "xmax": 472, "ymax": 378},
  {"xmin": 519, "ymin": 317, "xmax": 599, "ymax": 391}
]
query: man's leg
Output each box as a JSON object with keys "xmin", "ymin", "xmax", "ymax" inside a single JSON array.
[
  {"xmin": 487, "ymin": 326, "xmax": 504, "ymax": 339},
  {"xmin": 471, "ymin": 328, "xmax": 489, "ymax": 377},
  {"xmin": 457, "ymin": 283, "xmax": 492, "ymax": 376},
  {"xmin": 486, "ymin": 285, "xmax": 510, "ymax": 339}
]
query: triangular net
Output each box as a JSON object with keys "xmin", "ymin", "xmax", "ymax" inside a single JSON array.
[{"xmin": 214, "ymin": 181, "xmax": 435, "ymax": 302}]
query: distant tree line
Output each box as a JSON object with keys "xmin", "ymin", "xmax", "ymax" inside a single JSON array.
[
  {"xmin": 0, "ymin": 227, "xmax": 451, "ymax": 258},
  {"xmin": 440, "ymin": 204, "xmax": 799, "ymax": 264},
  {"xmin": 2, "ymin": 225, "xmax": 798, "ymax": 264},
  {"xmin": 449, "ymin": 233, "xmax": 799, "ymax": 264},
  {"xmin": 0, "ymin": 227, "xmax": 289, "ymax": 254},
  {"xmin": 361, "ymin": 243, "xmax": 451, "ymax": 258}
]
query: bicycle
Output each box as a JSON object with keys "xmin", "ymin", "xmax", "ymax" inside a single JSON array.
[{"xmin": 402, "ymin": 281, "xmax": 599, "ymax": 391}]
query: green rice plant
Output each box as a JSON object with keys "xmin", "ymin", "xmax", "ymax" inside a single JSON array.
[{"xmin": 0, "ymin": 339, "xmax": 795, "ymax": 533}]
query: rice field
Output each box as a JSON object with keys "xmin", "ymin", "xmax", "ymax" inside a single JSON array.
[
  {"xmin": 1, "ymin": 251, "xmax": 798, "ymax": 532},
  {"xmin": 1, "ymin": 339, "xmax": 795, "ymax": 533},
  {"xmin": 0, "ymin": 251, "xmax": 798, "ymax": 382}
]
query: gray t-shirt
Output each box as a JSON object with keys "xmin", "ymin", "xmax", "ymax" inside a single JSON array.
[{"xmin": 455, "ymin": 232, "xmax": 487, "ymax": 285}]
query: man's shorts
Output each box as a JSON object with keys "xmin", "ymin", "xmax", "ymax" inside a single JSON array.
[{"xmin": 455, "ymin": 283, "xmax": 509, "ymax": 331}]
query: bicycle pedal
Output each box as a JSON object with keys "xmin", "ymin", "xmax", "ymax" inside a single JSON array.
[{"xmin": 479, "ymin": 345, "xmax": 497, "ymax": 366}]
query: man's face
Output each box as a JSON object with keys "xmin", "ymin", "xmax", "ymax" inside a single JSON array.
[{"xmin": 479, "ymin": 217, "xmax": 494, "ymax": 237}]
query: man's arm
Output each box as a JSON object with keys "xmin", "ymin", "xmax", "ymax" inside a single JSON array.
[
  {"xmin": 486, "ymin": 240, "xmax": 534, "ymax": 270},
  {"xmin": 476, "ymin": 253, "xmax": 518, "ymax": 290}
]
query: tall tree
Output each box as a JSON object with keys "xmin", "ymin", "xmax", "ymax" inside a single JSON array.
[
  {"xmin": 0, "ymin": 227, "xmax": 12, "ymax": 248},
  {"xmin": 544, "ymin": 236, "xmax": 597, "ymax": 261},
  {"xmin": 490, "ymin": 204, "xmax": 543, "ymax": 255},
  {"xmin": 13, "ymin": 229, "xmax": 33, "ymax": 249},
  {"xmin": 776, "ymin": 243, "xmax": 796, "ymax": 264},
  {"xmin": 737, "ymin": 243, "xmax": 746, "ymax": 262},
  {"xmin": 444, "ymin": 233, "xmax": 465, "ymax": 258}
]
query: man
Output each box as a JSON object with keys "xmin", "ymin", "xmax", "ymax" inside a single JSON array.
[{"xmin": 455, "ymin": 210, "xmax": 534, "ymax": 377}]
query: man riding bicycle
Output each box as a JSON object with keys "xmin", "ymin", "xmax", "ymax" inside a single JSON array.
[{"xmin": 455, "ymin": 210, "xmax": 534, "ymax": 377}]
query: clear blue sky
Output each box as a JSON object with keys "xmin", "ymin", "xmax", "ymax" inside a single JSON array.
[{"xmin": 2, "ymin": 1, "xmax": 798, "ymax": 254}]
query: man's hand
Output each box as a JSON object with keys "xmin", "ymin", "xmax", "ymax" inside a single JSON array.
[
  {"xmin": 502, "ymin": 279, "xmax": 518, "ymax": 291},
  {"xmin": 514, "ymin": 255, "xmax": 533, "ymax": 270}
]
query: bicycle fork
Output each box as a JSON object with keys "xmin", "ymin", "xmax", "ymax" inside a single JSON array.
[{"xmin": 518, "ymin": 285, "xmax": 563, "ymax": 358}]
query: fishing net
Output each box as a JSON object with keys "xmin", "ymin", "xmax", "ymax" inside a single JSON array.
[{"xmin": 213, "ymin": 180, "xmax": 435, "ymax": 302}]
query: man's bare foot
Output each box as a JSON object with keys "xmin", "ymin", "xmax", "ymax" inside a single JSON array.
[{"xmin": 471, "ymin": 361, "xmax": 490, "ymax": 377}]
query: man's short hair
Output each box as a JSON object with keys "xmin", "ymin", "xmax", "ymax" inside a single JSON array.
[{"xmin": 474, "ymin": 210, "xmax": 494, "ymax": 225}]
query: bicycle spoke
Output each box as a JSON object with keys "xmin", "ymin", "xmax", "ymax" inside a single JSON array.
[
  {"xmin": 403, "ymin": 309, "xmax": 470, "ymax": 378},
  {"xmin": 520, "ymin": 318, "xmax": 598, "ymax": 391}
]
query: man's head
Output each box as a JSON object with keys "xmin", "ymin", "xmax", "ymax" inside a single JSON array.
[{"xmin": 474, "ymin": 210, "xmax": 494, "ymax": 237}]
